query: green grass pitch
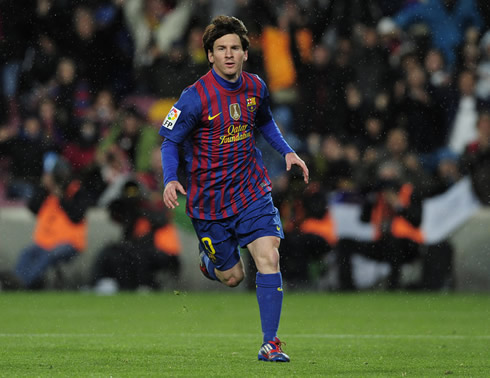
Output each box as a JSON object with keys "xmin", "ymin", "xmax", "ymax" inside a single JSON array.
[{"xmin": 0, "ymin": 291, "xmax": 489, "ymax": 377}]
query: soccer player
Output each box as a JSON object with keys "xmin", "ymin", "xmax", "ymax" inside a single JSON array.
[{"xmin": 159, "ymin": 15, "xmax": 309, "ymax": 362}]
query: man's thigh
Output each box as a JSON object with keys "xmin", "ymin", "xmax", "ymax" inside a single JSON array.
[
  {"xmin": 192, "ymin": 217, "xmax": 241, "ymax": 271},
  {"xmin": 192, "ymin": 194, "xmax": 283, "ymax": 271},
  {"xmin": 235, "ymin": 194, "xmax": 283, "ymax": 248}
]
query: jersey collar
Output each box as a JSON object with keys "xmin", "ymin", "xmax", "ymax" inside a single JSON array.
[{"xmin": 211, "ymin": 68, "xmax": 243, "ymax": 91}]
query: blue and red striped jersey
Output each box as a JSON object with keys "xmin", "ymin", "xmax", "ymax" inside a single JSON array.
[{"xmin": 159, "ymin": 69, "xmax": 293, "ymax": 220}]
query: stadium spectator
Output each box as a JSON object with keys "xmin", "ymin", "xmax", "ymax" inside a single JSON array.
[
  {"xmin": 359, "ymin": 112, "xmax": 387, "ymax": 154},
  {"xmin": 260, "ymin": 1, "xmax": 312, "ymax": 107},
  {"xmin": 122, "ymin": 0, "xmax": 195, "ymax": 94},
  {"xmin": 352, "ymin": 23, "xmax": 393, "ymax": 107},
  {"xmin": 392, "ymin": 0, "xmax": 484, "ymax": 69},
  {"xmin": 95, "ymin": 144, "xmax": 132, "ymax": 204},
  {"xmin": 434, "ymin": 150, "xmax": 463, "ymax": 190},
  {"xmin": 337, "ymin": 160, "xmax": 424, "ymax": 291},
  {"xmin": 377, "ymin": 16, "xmax": 404, "ymax": 68},
  {"xmin": 0, "ymin": 155, "xmax": 92, "ymax": 290},
  {"xmin": 394, "ymin": 64, "xmax": 446, "ymax": 160},
  {"xmin": 475, "ymin": 30, "xmax": 490, "ymax": 104},
  {"xmin": 292, "ymin": 42, "xmax": 335, "ymax": 136},
  {"xmin": 30, "ymin": 0, "xmax": 71, "ymax": 46},
  {"xmin": 0, "ymin": 0, "xmax": 33, "ymax": 129},
  {"xmin": 36, "ymin": 97, "xmax": 65, "ymax": 145},
  {"xmin": 92, "ymin": 179, "xmax": 181, "ymax": 292},
  {"xmin": 137, "ymin": 146, "xmax": 166, "ymax": 207},
  {"xmin": 61, "ymin": 5, "xmax": 131, "ymax": 95},
  {"xmin": 18, "ymin": 32, "xmax": 61, "ymax": 99},
  {"xmin": 186, "ymin": 25, "xmax": 209, "ymax": 68},
  {"xmin": 424, "ymin": 48, "xmax": 451, "ymax": 90},
  {"xmin": 460, "ymin": 110, "xmax": 490, "ymax": 205},
  {"xmin": 262, "ymin": 2, "xmax": 329, "ymax": 136},
  {"xmin": 35, "ymin": 57, "xmax": 93, "ymax": 145},
  {"xmin": 87, "ymin": 89, "xmax": 119, "ymax": 137},
  {"xmin": 61, "ymin": 119, "xmax": 99, "ymax": 174},
  {"xmin": 326, "ymin": 37, "xmax": 358, "ymax": 134},
  {"xmin": 335, "ymin": 81, "xmax": 368, "ymax": 145},
  {"xmin": 458, "ymin": 28, "xmax": 481, "ymax": 73},
  {"xmin": 310, "ymin": 134, "xmax": 356, "ymax": 193},
  {"xmin": 0, "ymin": 114, "xmax": 57, "ymax": 201},
  {"xmin": 322, "ymin": 0, "xmax": 387, "ymax": 39},
  {"xmin": 410, "ymin": 150, "xmax": 461, "ymax": 291},
  {"xmin": 281, "ymin": 189, "xmax": 335, "ymax": 288},
  {"xmin": 97, "ymin": 105, "xmax": 160, "ymax": 173},
  {"xmin": 446, "ymin": 70, "xmax": 480, "ymax": 156},
  {"xmin": 159, "ymin": 15, "xmax": 309, "ymax": 362},
  {"xmin": 356, "ymin": 127, "xmax": 431, "ymax": 194},
  {"xmin": 145, "ymin": 33, "xmax": 209, "ymax": 98}
]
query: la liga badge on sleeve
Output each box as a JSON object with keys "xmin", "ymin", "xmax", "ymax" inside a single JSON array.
[{"xmin": 162, "ymin": 106, "xmax": 181, "ymax": 130}]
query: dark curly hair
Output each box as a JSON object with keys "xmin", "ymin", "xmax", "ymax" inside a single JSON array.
[{"xmin": 202, "ymin": 15, "xmax": 249, "ymax": 67}]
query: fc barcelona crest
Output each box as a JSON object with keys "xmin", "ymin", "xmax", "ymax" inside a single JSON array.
[
  {"xmin": 247, "ymin": 97, "xmax": 257, "ymax": 112},
  {"xmin": 229, "ymin": 103, "xmax": 241, "ymax": 120}
]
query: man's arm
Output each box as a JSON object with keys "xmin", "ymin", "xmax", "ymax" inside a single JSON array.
[
  {"xmin": 161, "ymin": 138, "xmax": 187, "ymax": 208},
  {"xmin": 161, "ymin": 138, "xmax": 180, "ymax": 186},
  {"xmin": 259, "ymin": 120, "xmax": 309, "ymax": 183},
  {"xmin": 158, "ymin": 87, "xmax": 201, "ymax": 208},
  {"xmin": 259, "ymin": 120, "xmax": 294, "ymax": 157}
]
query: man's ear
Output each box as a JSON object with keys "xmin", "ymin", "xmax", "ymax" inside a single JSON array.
[
  {"xmin": 244, "ymin": 50, "xmax": 248, "ymax": 61},
  {"xmin": 208, "ymin": 50, "xmax": 215, "ymax": 64}
]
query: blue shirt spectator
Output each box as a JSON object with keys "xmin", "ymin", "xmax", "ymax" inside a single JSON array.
[{"xmin": 393, "ymin": 0, "xmax": 484, "ymax": 68}]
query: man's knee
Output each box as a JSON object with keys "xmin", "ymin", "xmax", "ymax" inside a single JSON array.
[
  {"xmin": 222, "ymin": 273, "xmax": 244, "ymax": 287},
  {"xmin": 217, "ymin": 261, "xmax": 245, "ymax": 287}
]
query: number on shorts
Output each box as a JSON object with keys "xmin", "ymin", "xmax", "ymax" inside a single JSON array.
[{"xmin": 201, "ymin": 237, "xmax": 217, "ymax": 262}]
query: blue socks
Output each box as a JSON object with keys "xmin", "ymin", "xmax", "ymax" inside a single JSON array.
[
  {"xmin": 201, "ymin": 253, "xmax": 218, "ymax": 280},
  {"xmin": 202, "ymin": 255, "xmax": 284, "ymax": 342},
  {"xmin": 256, "ymin": 272, "xmax": 283, "ymax": 343}
]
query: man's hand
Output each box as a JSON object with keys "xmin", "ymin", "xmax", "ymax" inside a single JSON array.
[
  {"xmin": 285, "ymin": 152, "xmax": 309, "ymax": 184},
  {"xmin": 163, "ymin": 180, "xmax": 187, "ymax": 209}
]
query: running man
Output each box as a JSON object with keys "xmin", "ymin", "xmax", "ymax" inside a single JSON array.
[{"xmin": 159, "ymin": 15, "xmax": 309, "ymax": 362}]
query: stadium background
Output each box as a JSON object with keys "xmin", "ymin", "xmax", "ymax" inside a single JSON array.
[{"xmin": 1, "ymin": 0, "xmax": 490, "ymax": 292}]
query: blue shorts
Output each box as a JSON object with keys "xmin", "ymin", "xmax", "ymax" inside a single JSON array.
[{"xmin": 191, "ymin": 193, "xmax": 284, "ymax": 272}]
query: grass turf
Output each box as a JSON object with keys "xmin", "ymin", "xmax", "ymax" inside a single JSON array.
[{"xmin": 0, "ymin": 291, "xmax": 489, "ymax": 377}]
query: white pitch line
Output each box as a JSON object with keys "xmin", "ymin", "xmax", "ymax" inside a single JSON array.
[{"xmin": 0, "ymin": 333, "xmax": 489, "ymax": 340}]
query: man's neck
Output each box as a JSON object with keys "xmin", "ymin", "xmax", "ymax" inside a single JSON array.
[{"xmin": 211, "ymin": 68, "xmax": 243, "ymax": 90}]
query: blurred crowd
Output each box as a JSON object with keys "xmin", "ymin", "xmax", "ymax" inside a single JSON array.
[{"xmin": 1, "ymin": 0, "xmax": 490, "ymax": 291}]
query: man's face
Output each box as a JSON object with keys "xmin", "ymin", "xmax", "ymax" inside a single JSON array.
[{"xmin": 208, "ymin": 33, "xmax": 248, "ymax": 82}]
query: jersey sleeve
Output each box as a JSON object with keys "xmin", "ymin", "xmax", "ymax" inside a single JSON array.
[
  {"xmin": 161, "ymin": 138, "xmax": 180, "ymax": 186},
  {"xmin": 254, "ymin": 75, "xmax": 294, "ymax": 156},
  {"xmin": 158, "ymin": 86, "xmax": 202, "ymax": 143},
  {"xmin": 259, "ymin": 119, "xmax": 294, "ymax": 157},
  {"xmin": 254, "ymin": 75, "xmax": 275, "ymax": 126}
]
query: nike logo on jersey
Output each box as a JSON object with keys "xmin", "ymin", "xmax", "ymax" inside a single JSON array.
[{"xmin": 208, "ymin": 112, "xmax": 222, "ymax": 121}]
